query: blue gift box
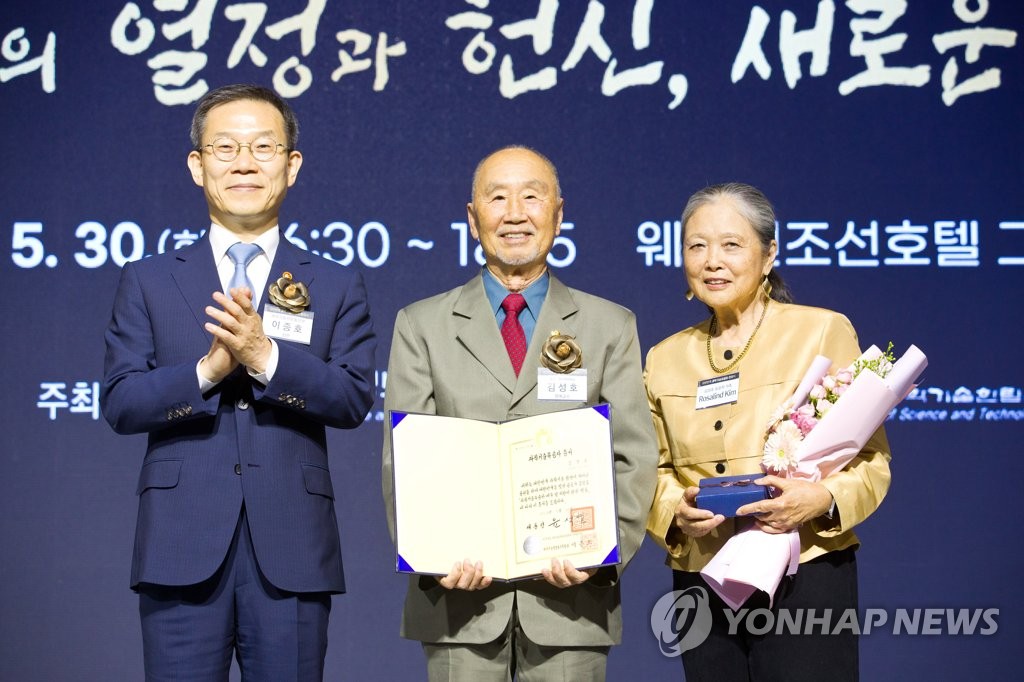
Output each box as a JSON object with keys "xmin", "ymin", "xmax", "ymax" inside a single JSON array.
[{"xmin": 696, "ymin": 474, "xmax": 768, "ymax": 517}]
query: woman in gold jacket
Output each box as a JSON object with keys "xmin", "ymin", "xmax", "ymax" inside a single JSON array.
[{"xmin": 645, "ymin": 183, "xmax": 891, "ymax": 681}]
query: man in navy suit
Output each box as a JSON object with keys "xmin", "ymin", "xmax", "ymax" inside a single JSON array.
[{"xmin": 102, "ymin": 84, "xmax": 376, "ymax": 681}]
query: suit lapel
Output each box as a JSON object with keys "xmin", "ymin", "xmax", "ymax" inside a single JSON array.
[
  {"xmin": 513, "ymin": 275, "xmax": 579, "ymax": 405},
  {"xmin": 169, "ymin": 232, "xmax": 316, "ymax": 341},
  {"xmin": 453, "ymin": 275, "xmax": 518, "ymax": 395},
  {"xmin": 170, "ymin": 236, "xmax": 222, "ymax": 339},
  {"xmin": 264, "ymin": 237, "xmax": 315, "ymax": 316}
]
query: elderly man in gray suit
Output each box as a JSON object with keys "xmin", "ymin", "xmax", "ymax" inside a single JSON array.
[{"xmin": 381, "ymin": 145, "xmax": 657, "ymax": 681}]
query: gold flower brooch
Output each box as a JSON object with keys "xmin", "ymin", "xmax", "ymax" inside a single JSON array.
[
  {"xmin": 268, "ymin": 272, "xmax": 310, "ymax": 313},
  {"xmin": 540, "ymin": 331, "xmax": 583, "ymax": 373}
]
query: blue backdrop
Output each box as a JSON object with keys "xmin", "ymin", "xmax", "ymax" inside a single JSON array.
[{"xmin": 2, "ymin": 1, "xmax": 1022, "ymax": 680}]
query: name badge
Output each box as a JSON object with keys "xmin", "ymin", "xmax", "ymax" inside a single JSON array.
[
  {"xmin": 695, "ymin": 372, "xmax": 739, "ymax": 409},
  {"xmin": 537, "ymin": 368, "xmax": 587, "ymax": 401},
  {"xmin": 263, "ymin": 303, "xmax": 314, "ymax": 345}
]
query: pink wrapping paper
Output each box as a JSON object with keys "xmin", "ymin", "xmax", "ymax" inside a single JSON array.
[{"xmin": 700, "ymin": 345, "xmax": 928, "ymax": 610}]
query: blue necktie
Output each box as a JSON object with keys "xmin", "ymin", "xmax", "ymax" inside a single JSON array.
[{"xmin": 226, "ymin": 242, "xmax": 262, "ymax": 295}]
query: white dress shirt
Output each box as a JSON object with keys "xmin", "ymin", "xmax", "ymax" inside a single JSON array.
[{"xmin": 197, "ymin": 223, "xmax": 281, "ymax": 391}]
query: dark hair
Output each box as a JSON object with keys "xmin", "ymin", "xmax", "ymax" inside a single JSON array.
[
  {"xmin": 681, "ymin": 182, "xmax": 793, "ymax": 303},
  {"xmin": 471, "ymin": 145, "xmax": 561, "ymax": 199},
  {"xmin": 189, "ymin": 84, "xmax": 299, "ymax": 151}
]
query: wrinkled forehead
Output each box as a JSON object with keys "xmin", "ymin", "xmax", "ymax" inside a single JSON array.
[{"xmin": 473, "ymin": 149, "xmax": 558, "ymax": 196}]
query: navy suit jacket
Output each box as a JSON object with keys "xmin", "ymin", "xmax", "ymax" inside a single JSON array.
[{"xmin": 102, "ymin": 234, "xmax": 376, "ymax": 594}]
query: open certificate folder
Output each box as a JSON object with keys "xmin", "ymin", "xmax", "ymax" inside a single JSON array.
[{"xmin": 389, "ymin": 404, "xmax": 620, "ymax": 581}]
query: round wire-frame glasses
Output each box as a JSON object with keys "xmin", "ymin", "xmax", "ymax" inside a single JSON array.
[{"xmin": 199, "ymin": 137, "xmax": 288, "ymax": 162}]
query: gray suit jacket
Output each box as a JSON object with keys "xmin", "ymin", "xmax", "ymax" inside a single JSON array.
[{"xmin": 381, "ymin": 272, "xmax": 657, "ymax": 647}]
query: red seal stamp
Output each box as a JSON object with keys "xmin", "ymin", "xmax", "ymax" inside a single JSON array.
[{"xmin": 571, "ymin": 506, "xmax": 595, "ymax": 532}]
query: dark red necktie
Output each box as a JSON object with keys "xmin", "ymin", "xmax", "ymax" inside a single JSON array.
[{"xmin": 500, "ymin": 293, "xmax": 528, "ymax": 376}]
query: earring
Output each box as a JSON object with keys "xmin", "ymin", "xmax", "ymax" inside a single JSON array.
[
  {"xmin": 761, "ymin": 276, "xmax": 772, "ymax": 300},
  {"xmin": 685, "ymin": 290, "xmax": 694, "ymax": 301}
]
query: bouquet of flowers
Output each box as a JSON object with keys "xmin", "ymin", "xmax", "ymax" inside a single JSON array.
[
  {"xmin": 761, "ymin": 343, "xmax": 905, "ymax": 481},
  {"xmin": 700, "ymin": 343, "xmax": 928, "ymax": 610}
]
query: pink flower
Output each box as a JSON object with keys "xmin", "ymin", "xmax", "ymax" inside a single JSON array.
[
  {"xmin": 836, "ymin": 368, "xmax": 853, "ymax": 385},
  {"xmin": 809, "ymin": 384, "xmax": 827, "ymax": 400},
  {"xmin": 834, "ymin": 383, "xmax": 849, "ymax": 397},
  {"xmin": 790, "ymin": 405, "xmax": 818, "ymax": 436},
  {"xmin": 796, "ymin": 403, "xmax": 816, "ymax": 418},
  {"xmin": 822, "ymin": 375, "xmax": 837, "ymax": 391},
  {"xmin": 817, "ymin": 399, "xmax": 834, "ymax": 417}
]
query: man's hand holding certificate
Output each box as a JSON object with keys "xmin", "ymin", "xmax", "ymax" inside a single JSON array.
[{"xmin": 389, "ymin": 404, "xmax": 620, "ymax": 582}]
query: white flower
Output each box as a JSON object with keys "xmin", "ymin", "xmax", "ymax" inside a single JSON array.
[
  {"xmin": 764, "ymin": 399, "xmax": 792, "ymax": 432},
  {"xmin": 762, "ymin": 420, "xmax": 803, "ymax": 473}
]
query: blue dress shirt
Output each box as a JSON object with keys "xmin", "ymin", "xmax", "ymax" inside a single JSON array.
[{"xmin": 481, "ymin": 268, "xmax": 549, "ymax": 346}]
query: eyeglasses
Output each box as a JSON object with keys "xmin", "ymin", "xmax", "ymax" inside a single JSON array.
[{"xmin": 199, "ymin": 137, "xmax": 288, "ymax": 162}]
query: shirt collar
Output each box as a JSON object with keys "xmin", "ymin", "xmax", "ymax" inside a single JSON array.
[
  {"xmin": 209, "ymin": 223, "xmax": 280, "ymax": 264},
  {"xmin": 482, "ymin": 267, "xmax": 549, "ymax": 316}
]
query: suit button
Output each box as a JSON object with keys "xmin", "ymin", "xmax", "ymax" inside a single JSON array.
[
  {"xmin": 715, "ymin": 462, "xmax": 726, "ymax": 474},
  {"xmin": 236, "ymin": 399, "xmax": 249, "ymax": 410},
  {"xmin": 234, "ymin": 463, "xmax": 242, "ymax": 475},
  {"xmin": 714, "ymin": 420, "xmax": 723, "ymax": 431}
]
